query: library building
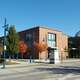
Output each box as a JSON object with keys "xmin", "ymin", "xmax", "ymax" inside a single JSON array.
[{"xmin": 19, "ymin": 26, "xmax": 68, "ymax": 63}]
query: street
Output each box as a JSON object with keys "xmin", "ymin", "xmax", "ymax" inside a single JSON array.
[{"xmin": 0, "ymin": 59, "xmax": 80, "ymax": 80}]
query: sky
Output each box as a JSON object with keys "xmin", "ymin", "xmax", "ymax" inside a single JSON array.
[{"xmin": 0, "ymin": 0, "xmax": 80, "ymax": 36}]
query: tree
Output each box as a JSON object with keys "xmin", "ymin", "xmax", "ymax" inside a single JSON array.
[
  {"xmin": 7, "ymin": 25, "xmax": 19, "ymax": 60},
  {"xmin": 33, "ymin": 41, "xmax": 48, "ymax": 59},
  {"xmin": 0, "ymin": 46, "xmax": 3, "ymax": 57},
  {"xmin": 19, "ymin": 41, "xmax": 27, "ymax": 59},
  {"xmin": 0, "ymin": 38, "xmax": 3, "ymax": 57}
]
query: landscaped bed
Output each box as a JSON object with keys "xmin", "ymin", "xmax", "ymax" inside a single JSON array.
[
  {"xmin": 0, "ymin": 58, "xmax": 4, "ymax": 63},
  {"xmin": 6, "ymin": 61, "xmax": 20, "ymax": 65}
]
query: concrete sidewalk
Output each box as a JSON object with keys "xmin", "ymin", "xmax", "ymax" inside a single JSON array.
[
  {"xmin": 63, "ymin": 58, "xmax": 80, "ymax": 62},
  {"xmin": 1, "ymin": 58, "xmax": 80, "ymax": 69},
  {"xmin": 0, "ymin": 61, "xmax": 39, "ymax": 69}
]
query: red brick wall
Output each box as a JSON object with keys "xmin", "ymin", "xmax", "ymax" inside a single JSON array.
[{"xmin": 18, "ymin": 27, "xmax": 68, "ymax": 60}]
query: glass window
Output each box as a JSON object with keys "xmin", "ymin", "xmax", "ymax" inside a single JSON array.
[
  {"xmin": 48, "ymin": 33, "xmax": 56, "ymax": 41},
  {"xmin": 48, "ymin": 33, "xmax": 51, "ymax": 40},
  {"xmin": 52, "ymin": 34, "xmax": 55, "ymax": 41},
  {"xmin": 47, "ymin": 33, "xmax": 56, "ymax": 47},
  {"xmin": 26, "ymin": 33, "xmax": 32, "ymax": 41},
  {"xmin": 48, "ymin": 41, "xmax": 52, "ymax": 47}
]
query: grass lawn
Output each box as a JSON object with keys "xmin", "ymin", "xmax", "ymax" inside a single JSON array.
[{"xmin": 6, "ymin": 60, "xmax": 20, "ymax": 65}]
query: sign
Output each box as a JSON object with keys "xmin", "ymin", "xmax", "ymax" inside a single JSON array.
[{"xmin": 4, "ymin": 45, "xmax": 6, "ymax": 50}]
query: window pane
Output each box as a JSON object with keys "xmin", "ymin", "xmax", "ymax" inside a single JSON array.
[
  {"xmin": 48, "ymin": 33, "xmax": 51, "ymax": 40},
  {"xmin": 47, "ymin": 33, "xmax": 56, "ymax": 47},
  {"xmin": 48, "ymin": 41, "xmax": 51, "ymax": 47},
  {"xmin": 52, "ymin": 34, "xmax": 55, "ymax": 41},
  {"xmin": 52, "ymin": 41, "xmax": 55, "ymax": 47}
]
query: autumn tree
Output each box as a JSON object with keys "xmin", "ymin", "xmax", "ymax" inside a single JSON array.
[
  {"xmin": 33, "ymin": 41, "xmax": 48, "ymax": 59},
  {"xmin": 7, "ymin": 25, "xmax": 19, "ymax": 60},
  {"xmin": 19, "ymin": 41, "xmax": 27, "ymax": 59}
]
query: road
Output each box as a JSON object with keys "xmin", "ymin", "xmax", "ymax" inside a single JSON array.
[
  {"xmin": 0, "ymin": 59, "xmax": 80, "ymax": 80},
  {"xmin": 0, "ymin": 63, "xmax": 55, "ymax": 80}
]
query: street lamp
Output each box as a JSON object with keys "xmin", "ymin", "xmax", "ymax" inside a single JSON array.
[{"xmin": 2, "ymin": 18, "xmax": 8, "ymax": 69}]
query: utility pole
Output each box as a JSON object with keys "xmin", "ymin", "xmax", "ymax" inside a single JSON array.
[{"xmin": 2, "ymin": 18, "xmax": 8, "ymax": 69}]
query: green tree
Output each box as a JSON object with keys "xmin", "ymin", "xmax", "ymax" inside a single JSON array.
[{"xmin": 7, "ymin": 25, "xmax": 19, "ymax": 60}]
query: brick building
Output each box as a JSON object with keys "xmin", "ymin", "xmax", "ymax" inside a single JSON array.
[{"xmin": 18, "ymin": 26, "xmax": 68, "ymax": 60}]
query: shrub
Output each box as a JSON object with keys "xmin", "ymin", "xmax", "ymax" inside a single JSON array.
[{"xmin": 0, "ymin": 58, "xmax": 4, "ymax": 63}]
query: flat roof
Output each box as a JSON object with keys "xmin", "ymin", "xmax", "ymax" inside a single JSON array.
[
  {"xmin": 18, "ymin": 26, "xmax": 68, "ymax": 36},
  {"xmin": 19, "ymin": 26, "xmax": 62, "ymax": 33}
]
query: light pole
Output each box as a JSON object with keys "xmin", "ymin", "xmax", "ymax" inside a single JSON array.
[
  {"xmin": 2, "ymin": 18, "xmax": 8, "ymax": 69},
  {"xmin": 72, "ymin": 48, "xmax": 76, "ymax": 58}
]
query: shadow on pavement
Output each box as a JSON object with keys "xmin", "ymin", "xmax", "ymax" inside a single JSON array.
[{"xmin": 36, "ymin": 66, "xmax": 80, "ymax": 74}]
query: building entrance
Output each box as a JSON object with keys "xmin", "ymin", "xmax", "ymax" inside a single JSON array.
[{"xmin": 48, "ymin": 47, "xmax": 60, "ymax": 64}]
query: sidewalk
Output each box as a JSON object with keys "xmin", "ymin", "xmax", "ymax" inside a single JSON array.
[
  {"xmin": 63, "ymin": 58, "xmax": 80, "ymax": 63},
  {"xmin": 0, "ymin": 60, "xmax": 39, "ymax": 69},
  {"xmin": 1, "ymin": 58, "xmax": 80, "ymax": 68}
]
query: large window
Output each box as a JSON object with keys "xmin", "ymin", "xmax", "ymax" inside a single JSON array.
[
  {"xmin": 47, "ymin": 33, "xmax": 56, "ymax": 48},
  {"xmin": 26, "ymin": 33, "xmax": 32, "ymax": 41},
  {"xmin": 26, "ymin": 33, "xmax": 33, "ymax": 48}
]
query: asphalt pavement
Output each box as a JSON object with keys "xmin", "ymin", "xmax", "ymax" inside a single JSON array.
[{"xmin": 0, "ymin": 59, "xmax": 80, "ymax": 80}]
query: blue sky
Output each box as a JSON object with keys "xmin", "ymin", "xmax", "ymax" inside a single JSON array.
[{"xmin": 0, "ymin": 0, "xmax": 80, "ymax": 36}]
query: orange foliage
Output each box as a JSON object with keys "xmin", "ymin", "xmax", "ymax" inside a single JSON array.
[
  {"xmin": 34, "ymin": 41, "xmax": 48, "ymax": 53},
  {"xmin": 19, "ymin": 41, "xmax": 27, "ymax": 54}
]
